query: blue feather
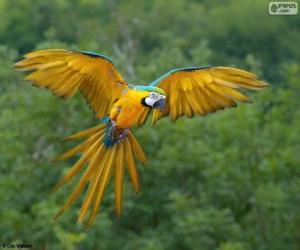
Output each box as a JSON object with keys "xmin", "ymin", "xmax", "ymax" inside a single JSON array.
[
  {"xmin": 72, "ymin": 50, "xmax": 115, "ymax": 65},
  {"xmin": 100, "ymin": 116, "xmax": 110, "ymax": 124},
  {"xmin": 103, "ymin": 123, "xmax": 115, "ymax": 148},
  {"xmin": 134, "ymin": 85, "xmax": 166, "ymax": 95},
  {"xmin": 149, "ymin": 66, "xmax": 211, "ymax": 86}
]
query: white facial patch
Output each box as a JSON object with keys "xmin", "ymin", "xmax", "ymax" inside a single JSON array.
[
  {"xmin": 145, "ymin": 96, "xmax": 156, "ymax": 107},
  {"xmin": 145, "ymin": 92, "xmax": 166, "ymax": 107}
]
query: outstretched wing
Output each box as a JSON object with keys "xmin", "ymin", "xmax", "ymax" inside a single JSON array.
[
  {"xmin": 150, "ymin": 66, "xmax": 268, "ymax": 125},
  {"xmin": 15, "ymin": 49, "xmax": 128, "ymax": 118}
]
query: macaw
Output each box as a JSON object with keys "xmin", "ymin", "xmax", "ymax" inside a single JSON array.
[{"xmin": 15, "ymin": 49, "xmax": 268, "ymax": 227}]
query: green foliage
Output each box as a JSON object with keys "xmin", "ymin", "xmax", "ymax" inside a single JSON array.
[{"xmin": 0, "ymin": 0, "xmax": 299, "ymax": 249}]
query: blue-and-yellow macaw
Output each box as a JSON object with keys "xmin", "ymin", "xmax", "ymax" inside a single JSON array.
[{"xmin": 15, "ymin": 49, "xmax": 268, "ymax": 226}]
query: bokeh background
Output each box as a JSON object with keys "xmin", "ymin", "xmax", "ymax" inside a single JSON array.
[{"xmin": 1, "ymin": 0, "xmax": 300, "ymax": 249}]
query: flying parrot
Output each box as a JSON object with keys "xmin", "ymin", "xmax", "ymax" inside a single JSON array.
[{"xmin": 15, "ymin": 49, "xmax": 268, "ymax": 227}]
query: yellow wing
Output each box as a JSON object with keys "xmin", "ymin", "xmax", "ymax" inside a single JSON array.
[
  {"xmin": 150, "ymin": 66, "xmax": 268, "ymax": 125},
  {"xmin": 15, "ymin": 49, "xmax": 128, "ymax": 118}
]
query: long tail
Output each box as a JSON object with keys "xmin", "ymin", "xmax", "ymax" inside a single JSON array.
[{"xmin": 52, "ymin": 124, "xmax": 147, "ymax": 227}]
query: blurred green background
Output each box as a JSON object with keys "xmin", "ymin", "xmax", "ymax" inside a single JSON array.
[{"xmin": 0, "ymin": 0, "xmax": 300, "ymax": 249}]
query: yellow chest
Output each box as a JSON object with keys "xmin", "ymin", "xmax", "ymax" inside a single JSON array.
[{"xmin": 111, "ymin": 89, "xmax": 149, "ymax": 128}]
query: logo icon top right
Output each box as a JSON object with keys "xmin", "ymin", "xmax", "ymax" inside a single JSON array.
[{"xmin": 269, "ymin": 2, "xmax": 298, "ymax": 15}]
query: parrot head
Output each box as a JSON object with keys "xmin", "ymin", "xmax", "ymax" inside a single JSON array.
[
  {"xmin": 135, "ymin": 85, "xmax": 166, "ymax": 109},
  {"xmin": 144, "ymin": 92, "xmax": 166, "ymax": 109}
]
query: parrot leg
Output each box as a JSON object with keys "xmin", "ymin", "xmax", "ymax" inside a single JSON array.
[
  {"xmin": 117, "ymin": 128, "xmax": 129, "ymax": 142},
  {"xmin": 108, "ymin": 120, "xmax": 117, "ymax": 142},
  {"xmin": 104, "ymin": 120, "xmax": 129, "ymax": 147}
]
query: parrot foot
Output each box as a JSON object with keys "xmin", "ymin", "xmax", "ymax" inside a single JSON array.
[
  {"xmin": 104, "ymin": 121, "xmax": 129, "ymax": 147},
  {"xmin": 108, "ymin": 120, "xmax": 117, "ymax": 141},
  {"xmin": 118, "ymin": 128, "xmax": 129, "ymax": 142}
]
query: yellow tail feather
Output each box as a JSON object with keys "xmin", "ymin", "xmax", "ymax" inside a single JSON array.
[{"xmin": 53, "ymin": 124, "xmax": 147, "ymax": 227}]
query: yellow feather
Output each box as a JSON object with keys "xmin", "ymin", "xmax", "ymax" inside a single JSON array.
[
  {"xmin": 182, "ymin": 90, "xmax": 194, "ymax": 118},
  {"xmin": 115, "ymin": 144, "xmax": 125, "ymax": 216},
  {"xmin": 215, "ymin": 67, "xmax": 257, "ymax": 79},
  {"xmin": 54, "ymin": 140, "xmax": 104, "ymax": 219},
  {"xmin": 137, "ymin": 107, "xmax": 150, "ymax": 126},
  {"xmin": 63, "ymin": 124, "xmax": 105, "ymax": 141},
  {"xmin": 181, "ymin": 78, "xmax": 193, "ymax": 91},
  {"xmin": 50, "ymin": 70, "xmax": 78, "ymax": 91},
  {"xmin": 206, "ymin": 84, "xmax": 237, "ymax": 108},
  {"xmin": 52, "ymin": 135, "xmax": 103, "ymax": 193},
  {"xmin": 52, "ymin": 133, "xmax": 99, "ymax": 162},
  {"xmin": 127, "ymin": 132, "xmax": 147, "ymax": 164},
  {"xmin": 86, "ymin": 148, "xmax": 116, "ymax": 226},
  {"xmin": 25, "ymin": 49, "xmax": 67, "ymax": 58},
  {"xmin": 194, "ymin": 72, "xmax": 212, "ymax": 85},
  {"xmin": 218, "ymin": 85, "xmax": 251, "ymax": 102},
  {"xmin": 77, "ymin": 169, "xmax": 98, "ymax": 223},
  {"xmin": 151, "ymin": 110, "xmax": 160, "ymax": 126},
  {"xmin": 54, "ymin": 73, "xmax": 85, "ymax": 97},
  {"xmin": 201, "ymin": 86, "xmax": 225, "ymax": 110},
  {"xmin": 188, "ymin": 94, "xmax": 205, "ymax": 115},
  {"xmin": 125, "ymin": 138, "xmax": 140, "ymax": 193},
  {"xmin": 169, "ymin": 80, "xmax": 179, "ymax": 108},
  {"xmin": 193, "ymin": 87, "xmax": 213, "ymax": 113},
  {"xmin": 77, "ymin": 146, "xmax": 108, "ymax": 223}
]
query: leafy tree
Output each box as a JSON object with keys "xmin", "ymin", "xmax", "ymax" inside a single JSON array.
[{"xmin": 0, "ymin": 0, "xmax": 299, "ymax": 249}]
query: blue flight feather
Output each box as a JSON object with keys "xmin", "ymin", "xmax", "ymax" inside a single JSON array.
[{"xmin": 134, "ymin": 85, "xmax": 166, "ymax": 95}]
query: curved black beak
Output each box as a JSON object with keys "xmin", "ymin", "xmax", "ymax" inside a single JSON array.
[{"xmin": 153, "ymin": 97, "xmax": 166, "ymax": 109}]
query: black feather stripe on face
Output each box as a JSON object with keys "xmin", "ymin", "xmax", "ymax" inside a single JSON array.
[{"xmin": 141, "ymin": 97, "xmax": 151, "ymax": 107}]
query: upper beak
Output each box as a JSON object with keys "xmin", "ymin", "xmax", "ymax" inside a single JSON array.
[{"xmin": 153, "ymin": 97, "xmax": 166, "ymax": 109}]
